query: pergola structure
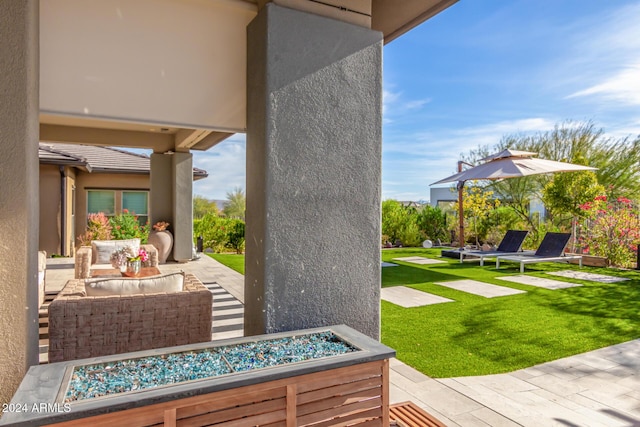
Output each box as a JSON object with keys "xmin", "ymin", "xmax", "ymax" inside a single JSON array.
[{"xmin": 0, "ymin": 0, "xmax": 457, "ymax": 403}]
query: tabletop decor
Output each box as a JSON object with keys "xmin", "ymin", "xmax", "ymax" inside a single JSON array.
[{"xmin": 110, "ymin": 246, "xmax": 149, "ymax": 276}]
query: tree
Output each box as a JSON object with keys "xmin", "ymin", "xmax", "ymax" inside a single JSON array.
[
  {"xmin": 193, "ymin": 195, "xmax": 219, "ymax": 219},
  {"xmin": 416, "ymin": 205, "xmax": 447, "ymax": 242},
  {"xmin": 461, "ymin": 120, "xmax": 640, "ymax": 226},
  {"xmin": 454, "ymin": 186, "xmax": 500, "ymax": 246},
  {"xmin": 223, "ymin": 187, "xmax": 246, "ymax": 220},
  {"xmin": 381, "ymin": 200, "xmax": 421, "ymax": 246}
]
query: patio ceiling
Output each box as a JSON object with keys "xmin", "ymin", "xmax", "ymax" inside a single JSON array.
[{"xmin": 39, "ymin": 0, "xmax": 457, "ymax": 152}]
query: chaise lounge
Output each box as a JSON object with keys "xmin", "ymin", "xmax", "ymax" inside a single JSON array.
[
  {"xmin": 458, "ymin": 230, "xmax": 531, "ymax": 266},
  {"xmin": 48, "ymin": 272, "xmax": 212, "ymax": 362},
  {"xmin": 495, "ymin": 232, "xmax": 582, "ymax": 273}
]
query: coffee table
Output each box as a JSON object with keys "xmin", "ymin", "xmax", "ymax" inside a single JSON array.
[{"xmin": 90, "ymin": 266, "xmax": 162, "ymax": 278}]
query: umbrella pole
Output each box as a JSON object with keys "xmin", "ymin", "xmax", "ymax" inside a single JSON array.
[
  {"xmin": 457, "ymin": 182, "xmax": 464, "ymax": 248},
  {"xmin": 457, "ymin": 161, "xmax": 465, "ymax": 248}
]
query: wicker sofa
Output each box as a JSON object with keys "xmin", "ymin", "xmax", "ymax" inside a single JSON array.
[
  {"xmin": 75, "ymin": 238, "xmax": 159, "ymax": 279},
  {"xmin": 48, "ymin": 273, "xmax": 212, "ymax": 363}
]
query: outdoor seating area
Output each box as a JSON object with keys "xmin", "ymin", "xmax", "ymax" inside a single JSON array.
[
  {"xmin": 74, "ymin": 238, "xmax": 159, "ymax": 279},
  {"xmin": 22, "ymin": 251, "xmax": 640, "ymax": 426}
]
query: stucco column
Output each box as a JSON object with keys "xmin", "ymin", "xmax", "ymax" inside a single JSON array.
[
  {"xmin": 150, "ymin": 152, "xmax": 193, "ymax": 262},
  {"xmin": 0, "ymin": 1, "xmax": 40, "ymax": 404},
  {"xmin": 172, "ymin": 152, "xmax": 194, "ymax": 261},
  {"xmin": 246, "ymin": 4, "xmax": 383, "ymax": 339}
]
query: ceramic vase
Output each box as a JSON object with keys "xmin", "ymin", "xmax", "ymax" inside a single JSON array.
[{"xmin": 148, "ymin": 230, "xmax": 173, "ymax": 264}]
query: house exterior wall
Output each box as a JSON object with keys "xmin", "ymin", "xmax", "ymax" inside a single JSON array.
[
  {"xmin": 74, "ymin": 172, "xmax": 150, "ymax": 244},
  {"xmin": 0, "ymin": 0, "xmax": 39, "ymax": 405},
  {"xmin": 39, "ymin": 164, "xmax": 62, "ymax": 255}
]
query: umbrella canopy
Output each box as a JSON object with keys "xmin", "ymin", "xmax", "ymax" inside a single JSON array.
[
  {"xmin": 430, "ymin": 150, "xmax": 597, "ymax": 247},
  {"xmin": 432, "ymin": 149, "xmax": 597, "ymax": 185}
]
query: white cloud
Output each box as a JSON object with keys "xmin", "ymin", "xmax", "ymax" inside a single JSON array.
[
  {"xmin": 567, "ymin": 62, "xmax": 640, "ymax": 106},
  {"xmin": 563, "ymin": 3, "xmax": 640, "ymax": 107}
]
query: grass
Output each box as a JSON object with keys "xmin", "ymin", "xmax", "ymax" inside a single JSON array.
[
  {"xmin": 208, "ymin": 248, "xmax": 640, "ymax": 378},
  {"xmin": 208, "ymin": 253, "xmax": 244, "ymax": 274}
]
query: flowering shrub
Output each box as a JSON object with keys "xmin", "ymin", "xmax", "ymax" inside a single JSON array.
[
  {"xmin": 109, "ymin": 209, "xmax": 149, "ymax": 243},
  {"xmin": 577, "ymin": 195, "xmax": 640, "ymax": 268},
  {"xmin": 77, "ymin": 213, "xmax": 113, "ymax": 246},
  {"xmin": 153, "ymin": 221, "xmax": 170, "ymax": 231}
]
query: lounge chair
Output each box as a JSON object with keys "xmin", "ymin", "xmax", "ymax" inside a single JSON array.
[
  {"xmin": 458, "ymin": 230, "xmax": 532, "ymax": 266},
  {"xmin": 495, "ymin": 232, "xmax": 582, "ymax": 272}
]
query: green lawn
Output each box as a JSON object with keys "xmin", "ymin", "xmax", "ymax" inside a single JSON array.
[
  {"xmin": 208, "ymin": 253, "xmax": 245, "ymax": 274},
  {"xmin": 208, "ymin": 249, "xmax": 640, "ymax": 378}
]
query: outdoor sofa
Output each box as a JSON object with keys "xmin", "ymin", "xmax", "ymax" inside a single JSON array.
[
  {"xmin": 48, "ymin": 272, "xmax": 212, "ymax": 363},
  {"xmin": 495, "ymin": 232, "xmax": 582, "ymax": 272},
  {"xmin": 74, "ymin": 238, "xmax": 158, "ymax": 279}
]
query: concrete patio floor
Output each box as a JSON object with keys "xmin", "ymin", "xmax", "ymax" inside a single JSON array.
[{"xmin": 44, "ymin": 255, "xmax": 640, "ymax": 426}]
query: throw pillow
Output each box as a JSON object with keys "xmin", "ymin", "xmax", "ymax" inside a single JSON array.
[
  {"xmin": 91, "ymin": 238, "xmax": 141, "ymax": 264},
  {"xmin": 84, "ymin": 271, "xmax": 185, "ymax": 296}
]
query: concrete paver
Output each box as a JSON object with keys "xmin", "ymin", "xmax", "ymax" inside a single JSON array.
[
  {"xmin": 434, "ymin": 279, "xmax": 526, "ymax": 298},
  {"xmin": 497, "ymin": 274, "xmax": 582, "ymax": 289},
  {"xmin": 393, "ymin": 256, "xmax": 447, "ymax": 265},
  {"xmin": 548, "ymin": 270, "xmax": 630, "ymax": 283},
  {"xmin": 382, "ymin": 286, "xmax": 454, "ymax": 307}
]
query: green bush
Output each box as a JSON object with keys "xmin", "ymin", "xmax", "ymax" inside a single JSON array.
[
  {"xmin": 109, "ymin": 210, "xmax": 149, "ymax": 243},
  {"xmin": 194, "ymin": 214, "xmax": 246, "ymax": 253},
  {"xmin": 416, "ymin": 205, "xmax": 447, "ymax": 242}
]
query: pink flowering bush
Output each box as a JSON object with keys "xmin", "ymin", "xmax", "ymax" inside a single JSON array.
[{"xmin": 577, "ymin": 195, "xmax": 640, "ymax": 268}]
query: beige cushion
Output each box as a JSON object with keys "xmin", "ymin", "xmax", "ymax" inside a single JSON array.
[
  {"xmin": 91, "ymin": 239, "xmax": 140, "ymax": 264},
  {"xmin": 84, "ymin": 272, "xmax": 185, "ymax": 296}
]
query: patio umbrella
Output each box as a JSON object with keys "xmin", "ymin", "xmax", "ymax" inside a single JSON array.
[{"xmin": 430, "ymin": 149, "xmax": 597, "ymax": 247}]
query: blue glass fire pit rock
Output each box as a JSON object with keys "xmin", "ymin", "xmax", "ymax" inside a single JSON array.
[
  {"xmin": 65, "ymin": 331, "xmax": 357, "ymax": 402},
  {"xmin": 218, "ymin": 331, "xmax": 357, "ymax": 371}
]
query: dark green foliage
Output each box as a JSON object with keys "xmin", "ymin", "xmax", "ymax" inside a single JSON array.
[
  {"xmin": 416, "ymin": 205, "xmax": 447, "ymax": 242},
  {"xmin": 109, "ymin": 210, "xmax": 149, "ymax": 243},
  {"xmin": 193, "ymin": 213, "xmax": 245, "ymax": 254}
]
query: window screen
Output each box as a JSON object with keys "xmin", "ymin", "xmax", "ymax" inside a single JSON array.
[
  {"xmin": 123, "ymin": 191, "xmax": 149, "ymax": 225},
  {"xmin": 87, "ymin": 190, "xmax": 115, "ymax": 215}
]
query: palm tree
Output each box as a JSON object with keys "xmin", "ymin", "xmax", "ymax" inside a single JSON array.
[{"xmin": 223, "ymin": 187, "xmax": 246, "ymax": 220}]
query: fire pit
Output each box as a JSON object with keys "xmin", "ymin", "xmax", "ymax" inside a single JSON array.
[{"xmin": 2, "ymin": 325, "xmax": 395, "ymax": 427}]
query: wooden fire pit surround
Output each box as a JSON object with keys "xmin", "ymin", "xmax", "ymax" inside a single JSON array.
[{"xmin": 2, "ymin": 325, "xmax": 395, "ymax": 427}]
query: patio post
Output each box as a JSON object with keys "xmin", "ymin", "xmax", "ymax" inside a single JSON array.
[
  {"xmin": 0, "ymin": 0, "xmax": 40, "ymax": 403},
  {"xmin": 245, "ymin": 3, "xmax": 383, "ymax": 339}
]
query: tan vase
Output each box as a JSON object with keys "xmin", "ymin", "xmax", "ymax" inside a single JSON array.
[{"xmin": 148, "ymin": 230, "xmax": 173, "ymax": 264}]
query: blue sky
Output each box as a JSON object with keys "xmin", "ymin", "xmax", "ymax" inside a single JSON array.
[{"xmin": 190, "ymin": 0, "xmax": 640, "ymax": 202}]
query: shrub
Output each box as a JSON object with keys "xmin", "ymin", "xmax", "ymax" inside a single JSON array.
[
  {"xmin": 77, "ymin": 213, "xmax": 112, "ymax": 246},
  {"xmin": 577, "ymin": 195, "xmax": 640, "ymax": 268},
  {"xmin": 226, "ymin": 220, "xmax": 246, "ymax": 254},
  {"xmin": 416, "ymin": 205, "xmax": 447, "ymax": 242},
  {"xmin": 109, "ymin": 209, "xmax": 149, "ymax": 243}
]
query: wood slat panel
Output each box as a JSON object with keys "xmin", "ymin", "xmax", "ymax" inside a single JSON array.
[
  {"xmin": 297, "ymin": 396, "xmax": 382, "ymax": 426},
  {"xmin": 297, "ymin": 388, "xmax": 381, "ymax": 416},
  {"xmin": 389, "ymin": 402, "xmax": 446, "ymax": 427},
  {"xmin": 305, "ymin": 407, "xmax": 382, "ymax": 427},
  {"xmin": 296, "ymin": 361, "xmax": 383, "ymax": 394},
  {"xmin": 286, "ymin": 384, "xmax": 296, "ymax": 427},
  {"xmin": 177, "ymin": 398, "xmax": 286, "ymax": 427},
  {"xmin": 207, "ymin": 409, "xmax": 287, "ymax": 427},
  {"xmin": 297, "ymin": 377, "xmax": 381, "ymax": 405},
  {"xmin": 176, "ymin": 386, "xmax": 287, "ymax": 419}
]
